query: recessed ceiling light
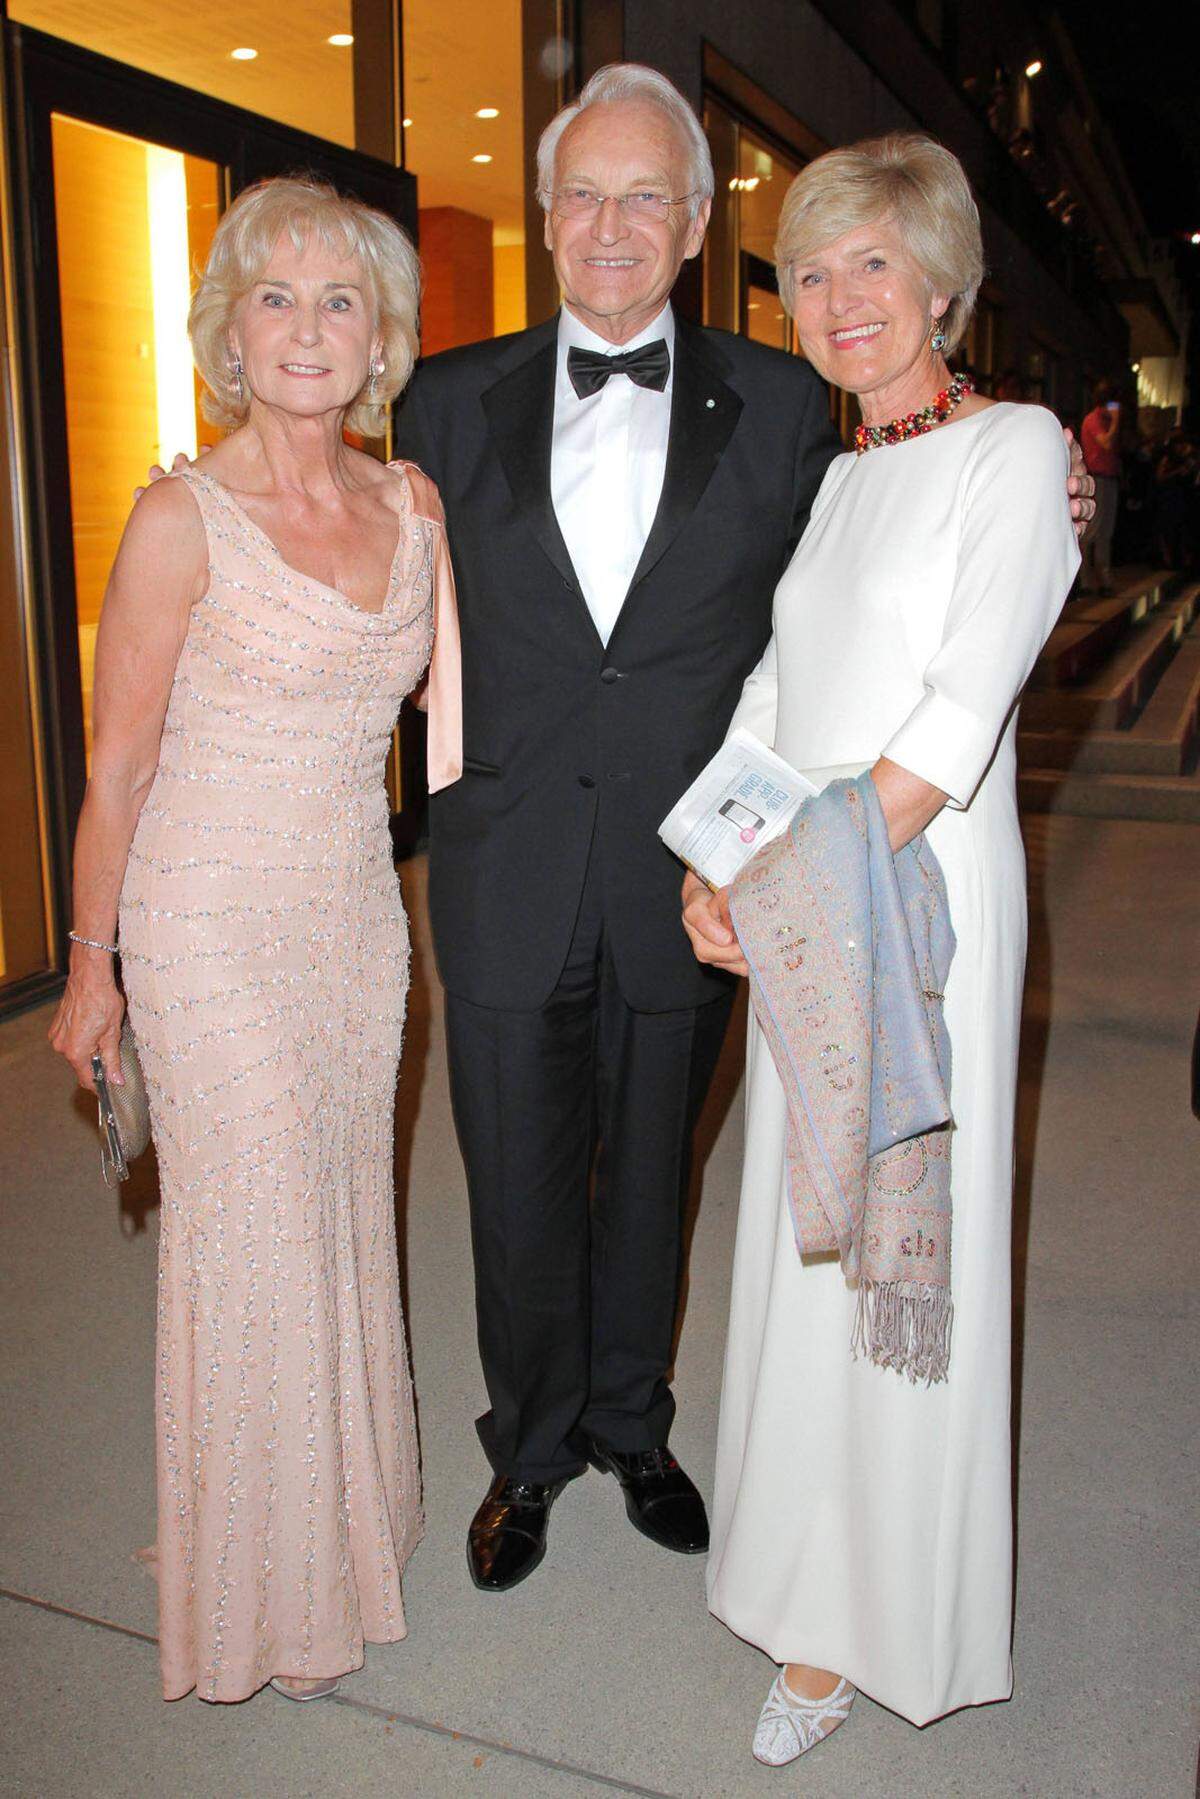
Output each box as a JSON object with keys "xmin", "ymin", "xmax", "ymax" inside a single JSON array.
[
  {"xmin": 475, "ymin": 107, "xmax": 499, "ymax": 119},
  {"xmin": 1025, "ymin": 59, "xmax": 1043, "ymax": 77},
  {"xmin": 402, "ymin": 117, "xmax": 412, "ymax": 128},
  {"xmin": 1191, "ymin": 232, "xmax": 1200, "ymax": 246},
  {"xmin": 327, "ymin": 33, "xmax": 353, "ymax": 46},
  {"xmin": 230, "ymin": 46, "xmax": 258, "ymax": 60},
  {"xmin": 472, "ymin": 153, "xmax": 493, "ymax": 164}
]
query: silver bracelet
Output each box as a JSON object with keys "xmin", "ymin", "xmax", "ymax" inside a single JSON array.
[{"xmin": 69, "ymin": 930, "xmax": 119, "ymax": 955}]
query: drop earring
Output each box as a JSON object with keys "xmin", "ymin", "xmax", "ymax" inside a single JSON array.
[
  {"xmin": 231, "ymin": 357, "xmax": 244, "ymax": 402},
  {"xmin": 930, "ymin": 321, "xmax": 947, "ymax": 354},
  {"xmin": 368, "ymin": 359, "xmax": 383, "ymax": 400}
]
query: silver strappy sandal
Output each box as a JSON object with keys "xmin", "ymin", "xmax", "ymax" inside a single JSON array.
[
  {"xmin": 752, "ymin": 1668, "xmax": 856, "ymax": 1765},
  {"xmin": 269, "ymin": 1676, "xmax": 341, "ymax": 1702}
]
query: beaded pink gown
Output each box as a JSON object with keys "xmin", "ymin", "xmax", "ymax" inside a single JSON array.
[{"xmin": 118, "ymin": 462, "xmax": 437, "ymax": 1702}]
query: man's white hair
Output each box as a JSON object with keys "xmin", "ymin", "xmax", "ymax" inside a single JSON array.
[{"xmin": 536, "ymin": 63, "xmax": 714, "ymax": 218}]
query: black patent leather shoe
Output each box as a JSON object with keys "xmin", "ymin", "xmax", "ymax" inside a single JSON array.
[
  {"xmin": 586, "ymin": 1441, "xmax": 709, "ymax": 1554},
  {"xmin": 467, "ymin": 1472, "xmax": 578, "ymax": 1591}
]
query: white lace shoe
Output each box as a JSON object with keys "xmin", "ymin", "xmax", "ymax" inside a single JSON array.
[{"xmin": 752, "ymin": 1668, "xmax": 856, "ymax": 1765}]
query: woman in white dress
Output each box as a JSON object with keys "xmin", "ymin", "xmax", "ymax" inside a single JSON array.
[{"xmin": 682, "ymin": 134, "xmax": 1080, "ymax": 1762}]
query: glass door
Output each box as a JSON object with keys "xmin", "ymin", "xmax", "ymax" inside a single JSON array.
[
  {"xmin": 51, "ymin": 116, "xmax": 222, "ymax": 768},
  {"xmin": 3, "ymin": 24, "xmax": 417, "ymax": 1010}
]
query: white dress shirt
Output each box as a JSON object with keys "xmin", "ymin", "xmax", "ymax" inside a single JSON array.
[{"xmin": 550, "ymin": 303, "xmax": 675, "ymax": 646}]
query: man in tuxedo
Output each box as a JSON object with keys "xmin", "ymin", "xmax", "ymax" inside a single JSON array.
[
  {"xmin": 393, "ymin": 62, "xmax": 840, "ymax": 1590},
  {"xmin": 393, "ymin": 62, "xmax": 1092, "ymax": 1592}
]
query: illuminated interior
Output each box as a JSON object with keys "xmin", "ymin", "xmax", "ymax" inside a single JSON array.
[
  {"xmin": 14, "ymin": 0, "xmax": 357, "ymax": 145},
  {"xmin": 51, "ymin": 115, "xmax": 221, "ymax": 762},
  {"xmin": 17, "ymin": 0, "xmax": 526, "ymax": 335}
]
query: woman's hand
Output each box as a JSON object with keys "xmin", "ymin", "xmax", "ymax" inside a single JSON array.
[
  {"xmin": 869, "ymin": 757, "xmax": 948, "ymax": 852},
  {"xmin": 681, "ymin": 871, "xmax": 749, "ymax": 977},
  {"xmin": 48, "ymin": 957, "xmax": 126, "ymax": 1093}
]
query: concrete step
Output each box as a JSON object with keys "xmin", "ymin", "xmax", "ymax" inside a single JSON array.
[
  {"xmin": 1019, "ymin": 627, "xmax": 1200, "ymax": 777},
  {"xmin": 1030, "ymin": 568, "xmax": 1172, "ymax": 689},
  {"xmin": 1018, "ymin": 766, "xmax": 1200, "ymax": 823},
  {"xmin": 1020, "ymin": 606, "xmax": 1187, "ymax": 732}
]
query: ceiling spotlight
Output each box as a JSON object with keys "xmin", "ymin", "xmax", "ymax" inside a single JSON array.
[
  {"xmin": 1025, "ymin": 59, "xmax": 1043, "ymax": 77},
  {"xmin": 472, "ymin": 153, "xmax": 493, "ymax": 164},
  {"xmin": 1191, "ymin": 231, "xmax": 1200, "ymax": 245},
  {"xmin": 402, "ymin": 117, "xmax": 412, "ymax": 128},
  {"xmin": 230, "ymin": 46, "xmax": 258, "ymax": 60},
  {"xmin": 475, "ymin": 107, "xmax": 499, "ymax": 119},
  {"xmin": 327, "ymin": 32, "xmax": 353, "ymax": 45},
  {"xmin": 1132, "ymin": 362, "xmax": 1141, "ymax": 372}
]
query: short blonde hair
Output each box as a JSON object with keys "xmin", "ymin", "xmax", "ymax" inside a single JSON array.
[
  {"xmin": 189, "ymin": 174, "xmax": 420, "ymax": 436},
  {"xmin": 775, "ymin": 133, "xmax": 983, "ymax": 354}
]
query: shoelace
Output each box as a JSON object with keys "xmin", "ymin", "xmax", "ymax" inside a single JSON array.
[{"xmin": 615, "ymin": 1446, "xmax": 679, "ymax": 1477}]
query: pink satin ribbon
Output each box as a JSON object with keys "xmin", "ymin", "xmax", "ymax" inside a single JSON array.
[{"xmin": 390, "ymin": 461, "xmax": 463, "ymax": 793}]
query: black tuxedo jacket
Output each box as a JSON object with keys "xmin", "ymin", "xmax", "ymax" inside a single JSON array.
[{"xmin": 393, "ymin": 312, "xmax": 841, "ymax": 1013}]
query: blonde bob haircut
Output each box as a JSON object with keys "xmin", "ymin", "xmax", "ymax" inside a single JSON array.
[
  {"xmin": 775, "ymin": 133, "xmax": 983, "ymax": 355},
  {"xmin": 189, "ymin": 174, "xmax": 421, "ymax": 437}
]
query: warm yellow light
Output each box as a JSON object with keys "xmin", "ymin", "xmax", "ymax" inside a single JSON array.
[
  {"xmin": 1025, "ymin": 59, "xmax": 1043, "ymax": 77},
  {"xmin": 230, "ymin": 46, "xmax": 258, "ymax": 60},
  {"xmin": 146, "ymin": 144, "xmax": 197, "ymax": 464},
  {"xmin": 327, "ymin": 32, "xmax": 353, "ymax": 46},
  {"xmin": 402, "ymin": 117, "xmax": 413, "ymax": 128},
  {"xmin": 475, "ymin": 107, "xmax": 500, "ymax": 119},
  {"xmin": 472, "ymin": 153, "xmax": 493, "ymax": 164},
  {"xmin": 1191, "ymin": 232, "xmax": 1200, "ymax": 246},
  {"xmin": 1132, "ymin": 362, "xmax": 1141, "ymax": 372}
]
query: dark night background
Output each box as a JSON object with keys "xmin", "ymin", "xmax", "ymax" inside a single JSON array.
[{"xmin": 1056, "ymin": 0, "xmax": 1200, "ymax": 423}]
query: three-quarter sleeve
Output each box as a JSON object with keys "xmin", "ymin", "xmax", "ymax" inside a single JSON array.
[
  {"xmin": 882, "ymin": 407, "xmax": 1080, "ymax": 808},
  {"xmin": 727, "ymin": 631, "xmax": 780, "ymax": 749}
]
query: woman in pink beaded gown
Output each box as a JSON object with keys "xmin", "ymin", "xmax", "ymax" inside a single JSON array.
[{"xmin": 49, "ymin": 177, "xmax": 461, "ymax": 1703}]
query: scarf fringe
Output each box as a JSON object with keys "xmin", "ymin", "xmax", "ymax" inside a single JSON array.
[{"xmin": 853, "ymin": 1279, "xmax": 953, "ymax": 1385}]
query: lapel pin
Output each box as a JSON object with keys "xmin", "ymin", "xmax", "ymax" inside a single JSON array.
[{"xmin": 706, "ymin": 397, "xmax": 716, "ymax": 409}]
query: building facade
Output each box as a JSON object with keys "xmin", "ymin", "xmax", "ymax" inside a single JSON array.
[{"xmin": 0, "ymin": 0, "xmax": 1183, "ymax": 1012}]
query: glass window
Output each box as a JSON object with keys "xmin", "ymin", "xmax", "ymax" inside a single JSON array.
[
  {"xmin": 0, "ymin": 455, "xmax": 52, "ymax": 995},
  {"xmin": 400, "ymin": 0, "xmax": 526, "ymax": 346},
  {"xmin": 11, "ymin": 0, "xmax": 357, "ymax": 147},
  {"xmin": 703, "ymin": 98, "xmax": 802, "ymax": 348},
  {"xmin": 51, "ymin": 114, "xmax": 222, "ymax": 765}
]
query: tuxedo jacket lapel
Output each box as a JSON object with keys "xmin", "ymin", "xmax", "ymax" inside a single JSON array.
[
  {"xmin": 624, "ymin": 318, "xmax": 743, "ymax": 597},
  {"xmin": 480, "ymin": 326, "xmax": 602, "ymax": 650},
  {"xmin": 480, "ymin": 313, "xmax": 743, "ymax": 657}
]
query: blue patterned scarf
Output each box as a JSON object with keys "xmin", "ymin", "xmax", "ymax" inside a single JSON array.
[{"xmin": 730, "ymin": 773, "xmax": 957, "ymax": 1383}]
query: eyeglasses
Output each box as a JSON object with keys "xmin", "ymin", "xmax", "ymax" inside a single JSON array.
[{"xmin": 548, "ymin": 186, "xmax": 697, "ymax": 222}]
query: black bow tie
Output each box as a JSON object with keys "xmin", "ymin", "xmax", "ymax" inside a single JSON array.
[{"xmin": 567, "ymin": 339, "xmax": 670, "ymax": 399}]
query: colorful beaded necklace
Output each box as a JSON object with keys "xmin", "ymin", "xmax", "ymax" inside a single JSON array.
[{"xmin": 854, "ymin": 370, "xmax": 974, "ymax": 456}]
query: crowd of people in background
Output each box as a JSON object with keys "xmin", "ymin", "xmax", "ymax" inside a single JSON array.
[{"xmin": 957, "ymin": 364, "xmax": 1199, "ymax": 587}]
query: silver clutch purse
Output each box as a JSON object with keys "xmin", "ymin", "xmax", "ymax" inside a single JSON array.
[{"xmin": 91, "ymin": 1019, "xmax": 151, "ymax": 1184}]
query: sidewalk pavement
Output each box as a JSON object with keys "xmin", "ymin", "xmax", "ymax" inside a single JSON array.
[{"xmin": 1, "ymin": 816, "xmax": 1197, "ymax": 1798}]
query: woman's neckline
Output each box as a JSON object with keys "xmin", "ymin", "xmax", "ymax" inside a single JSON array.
[
  {"xmin": 189, "ymin": 466, "xmax": 406, "ymax": 616},
  {"xmin": 848, "ymin": 398, "xmax": 1011, "ymax": 459}
]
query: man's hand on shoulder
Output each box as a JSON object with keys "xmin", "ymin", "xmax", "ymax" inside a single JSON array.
[
  {"xmin": 1063, "ymin": 428, "xmax": 1096, "ymax": 541},
  {"xmin": 133, "ymin": 444, "xmax": 210, "ymax": 502}
]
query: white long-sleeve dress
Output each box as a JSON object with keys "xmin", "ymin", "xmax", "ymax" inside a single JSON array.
[{"xmin": 706, "ymin": 403, "xmax": 1079, "ymax": 1726}]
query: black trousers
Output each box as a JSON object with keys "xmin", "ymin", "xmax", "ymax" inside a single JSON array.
[{"xmin": 444, "ymin": 842, "xmax": 734, "ymax": 1484}]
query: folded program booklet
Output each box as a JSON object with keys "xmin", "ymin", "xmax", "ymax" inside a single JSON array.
[{"xmin": 659, "ymin": 728, "xmax": 819, "ymax": 891}]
